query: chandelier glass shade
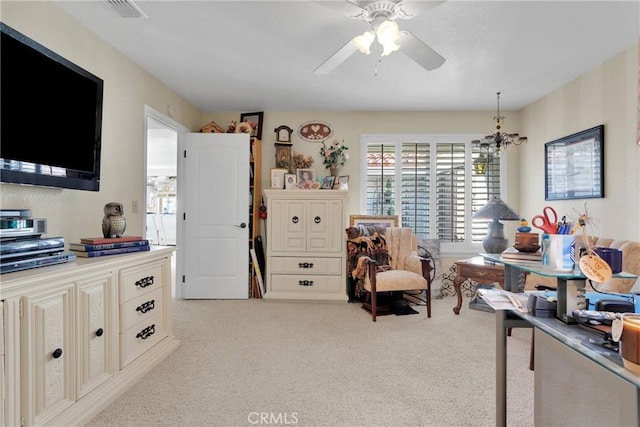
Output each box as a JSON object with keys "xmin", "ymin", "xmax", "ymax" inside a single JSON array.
[
  {"xmin": 352, "ymin": 19, "xmax": 401, "ymax": 57},
  {"xmin": 474, "ymin": 92, "xmax": 527, "ymax": 156}
]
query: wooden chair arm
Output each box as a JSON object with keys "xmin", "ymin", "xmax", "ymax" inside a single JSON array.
[{"xmin": 418, "ymin": 256, "xmax": 434, "ymax": 284}]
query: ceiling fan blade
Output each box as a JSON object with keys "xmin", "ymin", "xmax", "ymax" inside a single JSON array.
[
  {"xmin": 398, "ymin": 30, "xmax": 445, "ymax": 71},
  {"xmin": 314, "ymin": 40, "xmax": 358, "ymax": 75},
  {"xmin": 395, "ymin": 1, "xmax": 447, "ymax": 19},
  {"xmin": 313, "ymin": 1, "xmax": 369, "ymax": 20}
]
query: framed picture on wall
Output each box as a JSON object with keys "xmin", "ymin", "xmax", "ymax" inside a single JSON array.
[
  {"xmin": 275, "ymin": 143, "xmax": 292, "ymax": 171},
  {"xmin": 545, "ymin": 125, "xmax": 604, "ymax": 201},
  {"xmin": 240, "ymin": 111, "xmax": 264, "ymax": 140}
]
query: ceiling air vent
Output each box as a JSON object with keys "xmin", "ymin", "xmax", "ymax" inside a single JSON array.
[{"xmin": 104, "ymin": 0, "xmax": 147, "ymax": 18}]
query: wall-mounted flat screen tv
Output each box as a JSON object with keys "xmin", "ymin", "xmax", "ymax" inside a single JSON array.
[{"xmin": 1, "ymin": 22, "xmax": 103, "ymax": 191}]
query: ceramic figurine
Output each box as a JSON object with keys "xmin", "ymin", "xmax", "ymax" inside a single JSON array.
[
  {"xmin": 517, "ymin": 218, "xmax": 532, "ymax": 233},
  {"xmin": 102, "ymin": 202, "xmax": 127, "ymax": 238}
]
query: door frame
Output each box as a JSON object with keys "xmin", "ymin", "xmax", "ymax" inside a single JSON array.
[{"xmin": 143, "ymin": 105, "xmax": 189, "ymax": 299}]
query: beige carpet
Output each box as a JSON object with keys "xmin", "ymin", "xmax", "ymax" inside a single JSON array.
[{"xmin": 87, "ymin": 297, "xmax": 534, "ymax": 427}]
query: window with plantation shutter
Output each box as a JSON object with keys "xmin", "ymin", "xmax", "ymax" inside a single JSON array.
[{"xmin": 362, "ymin": 135, "xmax": 503, "ymax": 250}]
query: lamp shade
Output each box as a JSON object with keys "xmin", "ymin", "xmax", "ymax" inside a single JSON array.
[
  {"xmin": 472, "ymin": 196, "xmax": 520, "ymax": 221},
  {"xmin": 473, "ymin": 196, "xmax": 520, "ymax": 254}
]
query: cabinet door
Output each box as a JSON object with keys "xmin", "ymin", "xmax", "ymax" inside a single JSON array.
[
  {"xmin": 307, "ymin": 199, "xmax": 343, "ymax": 253},
  {"xmin": 271, "ymin": 199, "xmax": 306, "ymax": 252},
  {"xmin": 21, "ymin": 283, "xmax": 76, "ymax": 426},
  {"xmin": 77, "ymin": 274, "xmax": 116, "ymax": 398}
]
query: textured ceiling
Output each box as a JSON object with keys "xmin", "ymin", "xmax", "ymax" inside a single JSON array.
[{"xmin": 55, "ymin": 0, "xmax": 639, "ymax": 112}]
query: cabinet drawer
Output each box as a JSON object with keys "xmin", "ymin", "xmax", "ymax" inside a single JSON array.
[
  {"xmin": 119, "ymin": 261, "xmax": 164, "ymax": 302},
  {"xmin": 120, "ymin": 311, "xmax": 166, "ymax": 367},
  {"xmin": 121, "ymin": 287, "xmax": 164, "ymax": 331},
  {"xmin": 270, "ymin": 257, "xmax": 342, "ymax": 275},
  {"xmin": 270, "ymin": 274, "xmax": 343, "ymax": 293}
]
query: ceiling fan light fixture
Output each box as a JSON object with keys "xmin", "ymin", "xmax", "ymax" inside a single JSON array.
[
  {"xmin": 353, "ymin": 31, "xmax": 375, "ymax": 55},
  {"xmin": 376, "ymin": 20, "xmax": 401, "ymax": 57}
]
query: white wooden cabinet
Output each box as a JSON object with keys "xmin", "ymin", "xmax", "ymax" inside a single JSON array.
[
  {"xmin": 21, "ymin": 282, "xmax": 77, "ymax": 425},
  {"xmin": 1, "ymin": 246, "xmax": 178, "ymax": 427},
  {"xmin": 76, "ymin": 273, "xmax": 116, "ymax": 398},
  {"xmin": 263, "ymin": 189, "xmax": 348, "ymax": 302}
]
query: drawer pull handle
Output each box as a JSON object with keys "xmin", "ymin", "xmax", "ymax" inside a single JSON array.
[
  {"xmin": 96, "ymin": 328, "xmax": 104, "ymax": 337},
  {"xmin": 298, "ymin": 280, "xmax": 314, "ymax": 286},
  {"xmin": 136, "ymin": 324, "xmax": 156, "ymax": 340},
  {"xmin": 135, "ymin": 276, "xmax": 155, "ymax": 288},
  {"xmin": 314, "ymin": 216, "xmax": 321, "ymax": 224},
  {"xmin": 136, "ymin": 300, "xmax": 156, "ymax": 314},
  {"xmin": 52, "ymin": 348, "xmax": 63, "ymax": 359},
  {"xmin": 298, "ymin": 262, "xmax": 314, "ymax": 269},
  {"xmin": 292, "ymin": 216, "xmax": 299, "ymax": 224}
]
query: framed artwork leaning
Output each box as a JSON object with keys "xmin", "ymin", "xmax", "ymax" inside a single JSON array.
[
  {"xmin": 296, "ymin": 168, "xmax": 317, "ymax": 189},
  {"xmin": 349, "ymin": 215, "xmax": 399, "ymax": 228},
  {"xmin": 270, "ymin": 168, "xmax": 287, "ymax": 189},
  {"xmin": 240, "ymin": 111, "xmax": 264, "ymax": 140},
  {"xmin": 321, "ymin": 175, "xmax": 335, "ymax": 189},
  {"xmin": 284, "ymin": 173, "xmax": 296, "ymax": 190},
  {"xmin": 336, "ymin": 175, "xmax": 349, "ymax": 190}
]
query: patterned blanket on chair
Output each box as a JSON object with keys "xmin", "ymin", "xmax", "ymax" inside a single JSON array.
[{"xmin": 345, "ymin": 225, "xmax": 392, "ymax": 297}]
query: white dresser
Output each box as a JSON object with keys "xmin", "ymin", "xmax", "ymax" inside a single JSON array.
[
  {"xmin": 263, "ymin": 189, "xmax": 349, "ymax": 302},
  {"xmin": 0, "ymin": 246, "xmax": 179, "ymax": 427}
]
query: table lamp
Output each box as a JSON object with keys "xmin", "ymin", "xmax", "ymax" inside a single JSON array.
[{"xmin": 472, "ymin": 196, "xmax": 520, "ymax": 253}]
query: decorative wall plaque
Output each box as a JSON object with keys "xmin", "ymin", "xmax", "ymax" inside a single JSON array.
[{"xmin": 297, "ymin": 121, "xmax": 333, "ymax": 142}]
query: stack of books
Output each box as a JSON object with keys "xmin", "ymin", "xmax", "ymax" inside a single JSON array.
[
  {"xmin": 500, "ymin": 246, "xmax": 542, "ymax": 262},
  {"xmin": 69, "ymin": 235, "xmax": 150, "ymax": 257}
]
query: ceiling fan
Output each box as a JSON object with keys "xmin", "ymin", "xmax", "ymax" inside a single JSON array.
[{"xmin": 314, "ymin": 0, "xmax": 447, "ymax": 75}]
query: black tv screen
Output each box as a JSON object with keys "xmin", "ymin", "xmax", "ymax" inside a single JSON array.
[{"xmin": 1, "ymin": 22, "xmax": 103, "ymax": 191}]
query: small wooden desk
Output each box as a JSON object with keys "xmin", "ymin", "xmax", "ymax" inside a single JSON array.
[{"xmin": 452, "ymin": 256, "xmax": 505, "ymax": 314}]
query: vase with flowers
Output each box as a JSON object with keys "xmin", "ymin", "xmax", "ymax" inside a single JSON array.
[{"xmin": 320, "ymin": 139, "xmax": 349, "ymax": 176}]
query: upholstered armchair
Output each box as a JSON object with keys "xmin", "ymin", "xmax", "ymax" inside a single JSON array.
[{"xmin": 346, "ymin": 226, "xmax": 433, "ymax": 322}]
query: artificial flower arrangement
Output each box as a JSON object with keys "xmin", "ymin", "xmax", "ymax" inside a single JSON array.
[
  {"xmin": 320, "ymin": 139, "xmax": 349, "ymax": 169},
  {"xmin": 292, "ymin": 151, "xmax": 314, "ymax": 169},
  {"xmin": 227, "ymin": 120, "xmax": 256, "ymax": 134}
]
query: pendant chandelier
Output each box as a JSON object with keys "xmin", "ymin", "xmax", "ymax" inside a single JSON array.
[{"xmin": 474, "ymin": 92, "xmax": 527, "ymax": 157}]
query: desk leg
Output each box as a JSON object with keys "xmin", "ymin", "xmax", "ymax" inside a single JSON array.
[
  {"xmin": 556, "ymin": 278, "xmax": 567, "ymax": 321},
  {"xmin": 453, "ymin": 274, "xmax": 463, "ymax": 314},
  {"xmin": 496, "ymin": 310, "xmax": 507, "ymax": 427}
]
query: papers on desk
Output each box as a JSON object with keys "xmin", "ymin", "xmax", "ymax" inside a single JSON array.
[{"xmin": 478, "ymin": 288, "xmax": 529, "ymax": 313}]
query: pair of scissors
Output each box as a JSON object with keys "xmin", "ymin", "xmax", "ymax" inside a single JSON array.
[{"xmin": 532, "ymin": 206, "xmax": 559, "ymax": 234}]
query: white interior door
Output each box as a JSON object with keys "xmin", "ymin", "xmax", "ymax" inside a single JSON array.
[{"xmin": 181, "ymin": 133, "xmax": 249, "ymax": 299}]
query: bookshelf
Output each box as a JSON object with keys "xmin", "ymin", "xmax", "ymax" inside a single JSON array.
[{"xmin": 249, "ymin": 137, "xmax": 262, "ymax": 297}]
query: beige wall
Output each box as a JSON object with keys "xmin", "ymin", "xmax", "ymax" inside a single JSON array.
[
  {"xmin": 518, "ymin": 45, "xmax": 639, "ymax": 242},
  {"xmin": 0, "ymin": 1, "xmax": 203, "ymax": 243},
  {"xmin": 202, "ymin": 111, "xmax": 523, "ymax": 224}
]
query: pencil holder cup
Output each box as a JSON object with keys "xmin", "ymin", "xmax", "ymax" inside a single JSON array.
[{"xmin": 542, "ymin": 234, "xmax": 575, "ymax": 272}]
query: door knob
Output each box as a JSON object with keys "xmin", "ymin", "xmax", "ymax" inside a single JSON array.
[{"xmin": 235, "ymin": 223, "xmax": 247, "ymax": 229}]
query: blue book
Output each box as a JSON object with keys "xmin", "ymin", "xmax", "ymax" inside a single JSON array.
[
  {"xmin": 69, "ymin": 239, "xmax": 149, "ymax": 252},
  {"xmin": 71, "ymin": 245, "xmax": 150, "ymax": 257}
]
